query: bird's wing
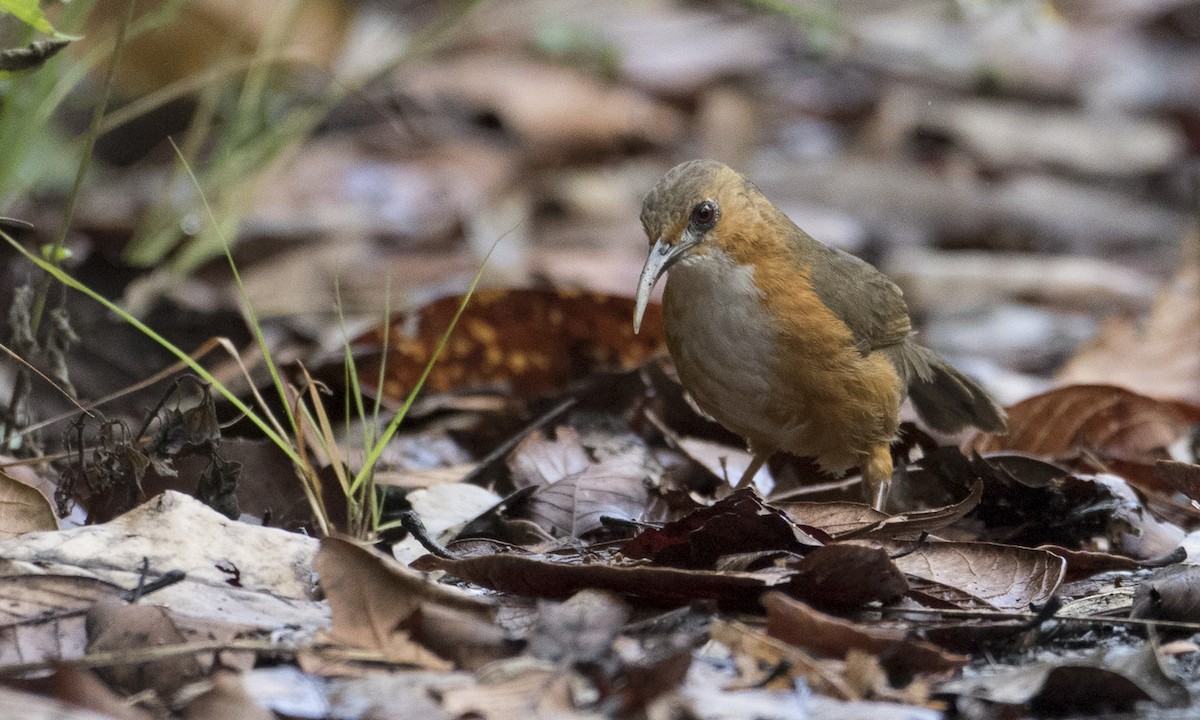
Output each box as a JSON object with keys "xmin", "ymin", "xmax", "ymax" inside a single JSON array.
[{"xmin": 806, "ymin": 242, "xmax": 913, "ymax": 354}]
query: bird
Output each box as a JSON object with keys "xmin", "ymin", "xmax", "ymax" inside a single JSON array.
[{"xmin": 632, "ymin": 160, "xmax": 1006, "ymax": 509}]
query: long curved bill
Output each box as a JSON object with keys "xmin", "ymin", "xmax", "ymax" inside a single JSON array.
[{"xmin": 634, "ymin": 236, "xmax": 690, "ymax": 334}]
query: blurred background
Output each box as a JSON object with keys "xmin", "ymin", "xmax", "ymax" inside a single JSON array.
[{"xmin": 3, "ymin": 0, "xmax": 1199, "ymax": 412}]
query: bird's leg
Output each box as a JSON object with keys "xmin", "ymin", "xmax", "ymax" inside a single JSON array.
[
  {"xmin": 733, "ymin": 451, "xmax": 771, "ymax": 491},
  {"xmin": 861, "ymin": 444, "xmax": 894, "ymax": 511}
]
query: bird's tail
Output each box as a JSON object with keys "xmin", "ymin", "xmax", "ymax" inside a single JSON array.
[{"xmin": 898, "ymin": 344, "xmax": 1007, "ymax": 435}]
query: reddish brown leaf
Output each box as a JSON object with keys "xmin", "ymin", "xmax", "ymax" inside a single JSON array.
[
  {"xmin": 621, "ymin": 489, "xmax": 824, "ymax": 568},
  {"xmin": 784, "ymin": 545, "xmax": 908, "ymax": 609},
  {"xmin": 762, "ymin": 592, "xmax": 966, "ymax": 675},
  {"xmin": 1057, "ymin": 264, "xmax": 1200, "ymax": 403},
  {"xmin": 353, "ymin": 289, "xmax": 666, "ymax": 403},
  {"xmin": 1156, "ymin": 460, "xmax": 1200, "ymax": 502},
  {"xmin": 416, "ymin": 550, "xmax": 776, "ymax": 609},
  {"xmin": 969, "ymin": 384, "xmax": 1200, "ymax": 460}
]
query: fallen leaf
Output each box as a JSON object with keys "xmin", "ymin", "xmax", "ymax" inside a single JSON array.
[
  {"xmin": 402, "ymin": 54, "xmax": 684, "ymax": 158},
  {"xmin": 0, "ymin": 492, "xmax": 325, "ymax": 634},
  {"xmin": 0, "ymin": 576, "xmax": 123, "ymax": 666},
  {"xmin": 780, "ymin": 481, "xmax": 982, "ymax": 540},
  {"xmin": 507, "ymin": 426, "xmax": 649, "ymax": 538},
  {"xmin": 4, "ymin": 664, "xmax": 153, "ymax": 720},
  {"xmin": 1057, "ymin": 264, "xmax": 1200, "ymax": 403},
  {"xmin": 783, "ymin": 545, "xmax": 909, "ymax": 609},
  {"xmin": 621, "ymin": 489, "xmax": 824, "ymax": 568},
  {"xmin": 969, "ymin": 384, "xmax": 1200, "ymax": 461},
  {"xmin": 86, "ymin": 598, "xmax": 205, "ymax": 699},
  {"xmin": 312, "ymin": 537, "xmax": 507, "ymax": 672},
  {"xmin": 1156, "ymin": 460, "xmax": 1200, "ymax": 502},
  {"xmin": 354, "ymin": 289, "xmax": 666, "ymax": 403},
  {"xmin": 1132, "ymin": 566, "xmax": 1200, "ymax": 622},
  {"xmin": 0, "ymin": 466, "xmax": 57, "ymax": 540},
  {"xmin": 415, "ymin": 549, "xmax": 776, "ymax": 610},
  {"xmin": 710, "ymin": 619, "xmax": 856, "ymax": 698},
  {"xmin": 885, "ymin": 541, "xmax": 1065, "ymax": 610},
  {"xmin": 763, "ymin": 592, "xmax": 966, "ymax": 675},
  {"xmin": 939, "ymin": 641, "xmax": 1188, "ymax": 712},
  {"xmin": 181, "ymin": 672, "xmax": 274, "ymax": 720},
  {"xmin": 525, "ymin": 590, "xmax": 630, "ymax": 664}
]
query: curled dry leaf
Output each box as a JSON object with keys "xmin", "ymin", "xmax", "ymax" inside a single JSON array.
[
  {"xmin": 763, "ymin": 592, "xmax": 966, "ymax": 676},
  {"xmin": 621, "ymin": 489, "xmax": 825, "ymax": 568},
  {"xmin": 969, "ymin": 384, "xmax": 1200, "ymax": 461},
  {"xmin": 507, "ymin": 426, "xmax": 649, "ymax": 538},
  {"xmin": 353, "ymin": 289, "xmax": 666, "ymax": 404},
  {"xmin": 416, "ymin": 550, "xmax": 775, "ymax": 610},
  {"xmin": 883, "ymin": 541, "xmax": 1066, "ymax": 611},
  {"xmin": 780, "ymin": 480, "xmax": 982, "ymax": 540},
  {"xmin": 1057, "ymin": 264, "xmax": 1200, "ymax": 403},
  {"xmin": 312, "ymin": 537, "xmax": 507, "ymax": 672}
]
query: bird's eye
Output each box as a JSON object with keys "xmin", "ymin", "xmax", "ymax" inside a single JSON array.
[{"xmin": 690, "ymin": 201, "xmax": 717, "ymax": 228}]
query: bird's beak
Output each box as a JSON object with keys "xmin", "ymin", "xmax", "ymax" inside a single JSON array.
[{"xmin": 634, "ymin": 235, "xmax": 693, "ymax": 333}]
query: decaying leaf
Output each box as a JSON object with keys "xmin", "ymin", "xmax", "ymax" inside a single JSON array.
[
  {"xmin": 312, "ymin": 537, "xmax": 508, "ymax": 672},
  {"xmin": 939, "ymin": 641, "xmax": 1189, "ymax": 712},
  {"xmin": 763, "ymin": 592, "xmax": 966, "ymax": 676},
  {"xmin": 1132, "ymin": 565, "xmax": 1200, "ymax": 623},
  {"xmin": 969, "ymin": 384, "xmax": 1200, "ymax": 461},
  {"xmin": 0, "ymin": 466, "xmax": 57, "ymax": 540},
  {"xmin": 1156, "ymin": 460, "xmax": 1200, "ymax": 502},
  {"xmin": 621, "ymin": 489, "xmax": 824, "ymax": 568},
  {"xmin": 780, "ymin": 481, "xmax": 982, "ymax": 540},
  {"xmin": 86, "ymin": 598, "xmax": 205, "ymax": 699},
  {"xmin": 354, "ymin": 289, "xmax": 666, "ymax": 403},
  {"xmin": 507, "ymin": 426, "xmax": 649, "ymax": 538},
  {"xmin": 1057, "ymin": 264, "xmax": 1200, "ymax": 403},
  {"xmin": 884, "ymin": 541, "xmax": 1065, "ymax": 610}
]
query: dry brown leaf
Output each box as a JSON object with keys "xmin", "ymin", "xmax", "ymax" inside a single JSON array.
[
  {"xmin": 783, "ymin": 545, "xmax": 909, "ymax": 609},
  {"xmin": 763, "ymin": 592, "xmax": 966, "ymax": 676},
  {"xmin": 710, "ymin": 619, "xmax": 856, "ymax": 698},
  {"xmin": 5, "ymin": 664, "xmax": 153, "ymax": 720},
  {"xmin": 0, "ymin": 576, "xmax": 123, "ymax": 666},
  {"xmin": 779, "ymin": 481, "xmax": 982, "ymax": 540},
  {"xmin": 312, "ymin": 536, "xmax": 506, "ymax": 673},
  {"xmin": 180, "ymin": 672, "xmax": 274, "ymax": 720},
  {"xmin": 86, "ymin": 598, "xmax": 205, "ymax": 699},
  {"xmin": 886, "ymin": 541, "xmax": 1066, "ymax": 610},
  {"xmin": 1057, "ymin": 265, "xmax": 1200, "ymax": 403},
  {"xmin": 969, "ymin": 384, "xmax": 1200, "ymax": 460},
  {"xmin": 1132, "ymin": 566, "xmax": 1200, "ymax": 623},
  {"xmin": 0, "ymin": 466, "xmax": 57, "ymax": 540},
  {"xmin": 508, "ymin": 427, "xmax": 649, "ymax": 538},
  {"xmin": 415, "ymin": 550, "xmax": 775, "ymax": 609},
  {"xmin": 355, "ymin": 289, "xmax": 666, "ymax": 403},
  {"xmin": 1156, "ymin": 460, "xmax": 1200, "ymax": 502},
  {"xmin": 402, "ymin": 55, "xmax": 684, "ymax": 158}
]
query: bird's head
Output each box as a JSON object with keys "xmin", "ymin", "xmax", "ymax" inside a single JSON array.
[{"xmin": 633, "ymin": 159, "xmax": 761, "ymax": 333}]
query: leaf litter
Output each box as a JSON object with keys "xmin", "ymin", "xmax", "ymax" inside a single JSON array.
[{"xmin": 5, "ymin": 2, "xmax": 1200, "ymax": 718}]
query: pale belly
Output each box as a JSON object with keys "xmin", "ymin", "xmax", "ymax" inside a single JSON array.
[{"xmin": 662, "ymin": 251, "xmax": 791, "ymax": 453}]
